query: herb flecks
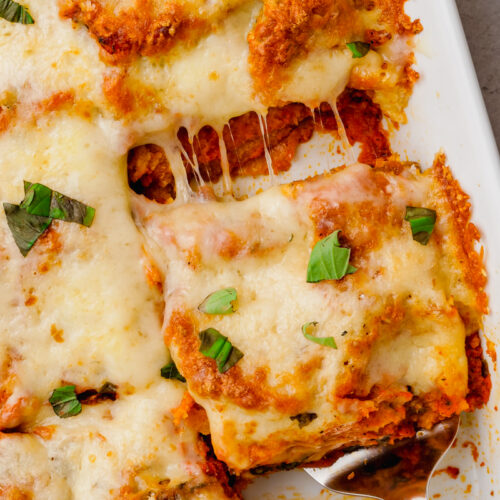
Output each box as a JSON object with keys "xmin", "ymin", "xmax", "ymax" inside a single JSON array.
[
  {"xmin": 49, "ymin": 385, "xmax": 82, "ymax": 418},
  {"xmin": 21, "ymin": 182, "xmax": 95, "ymax": 226},
  {"xmin": 4, "ymin": 181, "xmax": 95, "ymax": 256},
  {"xmin": 198, "ymin": 288, "xmax": 238, "ymax": 315},
  {"xmin": 405, "ymin": 206, "xmax": 436, "ymax": 245},
  {"xmin": 347, "ymin": 41, "xmax": 370, "ymax": 58},
  {"xmin": 0, "ymin": 0, "xmax": 34, "ymax": 24},
  {"xmin": 77, "ymin": 382, "xmax": 118, "ymax": 405},
  {"xmin": 307, "ymin": 230, "xmax": 357, "ymax": 283},
  {"xmin": 161, "ymin": 361, "xmax": 186, "ymax": 382},
  {"xmin": 302, "ymin": 322, "xmax": 337, "ymax": 349},
  {"xmin": 290, "ymin": 412, "xmax": 318, "ymax": 428},
  {"xmin": 199, "ymin": 328, "xmax": 243, "ymax": 373},
  {"xmin": 3, "ymin": 203, "xmax": 51, "ymax": 256}
]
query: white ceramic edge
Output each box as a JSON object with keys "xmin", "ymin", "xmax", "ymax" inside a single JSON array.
[{"xmin": 245, "ymin": 1, "xmax": 500, "ymax": 497}]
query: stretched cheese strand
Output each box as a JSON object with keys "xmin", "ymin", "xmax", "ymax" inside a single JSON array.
[
  {"xmin": 162, "ymin": 139, "xmax": 193, "ymax": 204},
  {"xmin": 331, "ymin": 100, "xmax": 356, "ymax": 165},
  {"xmin": 257, "ymin": 113, "xmax": 276, "ymax": 185},
  {"xmin": 217, "ymin": 127, "xmax": 234, "ymax": 196}
]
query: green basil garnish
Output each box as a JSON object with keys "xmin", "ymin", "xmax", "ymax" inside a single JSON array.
[
  {"xmin": 49, "ymin": 385, "xmax": 82, "ymax": 418},
  {"xmin": 4, "ymin": 181, "xmax": 95, "ymax": 256},
  {"xmin": 347, "ymin": 41, "xmax": 370, "ymax": 58},
  {"xmin": 199, "ymin": 328, "xmax": 243, "ymax": 373},
  {"xmin": 302, "ymin": 322, "xmax": 337, "ymax": 349},
  {"xmin": 160, "ymin": 361, "xmax": 186, "ymax": 382},
  {"xmin": 290, "ymin": 412, "xmax": 318, "ymax": 428},
  {"xmin": 306, "ymin": 230, "xmax": 356, "ymax": 283},
  {"xmin": 198, "ymin": 288, "xmax": 238, "ymax": 315},
  {"xmin": 21, "ymin": 182, "xmax": 95, "ymax": 226},
  {"xmin": 405, "ymin": 206, "xmax": 437, "ymax": 245},
  {"xmin": 3, "ymin": 203, "xmax": 51, "ymax": 256},
  {"xmin": 0, "ymin": 0, "xmax": 34, "ymax": 24}
]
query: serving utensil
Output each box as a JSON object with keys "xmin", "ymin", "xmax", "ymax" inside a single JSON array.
[{"xmin": 305, "ymin": 415, "xmax": 460, "ymax": 500}]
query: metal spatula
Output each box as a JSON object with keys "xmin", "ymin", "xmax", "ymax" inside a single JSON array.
[{"xmin": 305, "ymin": 415, "xmax": 460, "ymax": 500}]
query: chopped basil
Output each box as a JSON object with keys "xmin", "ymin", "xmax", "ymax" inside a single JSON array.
[
  {"xmin": 21, "ymin": 182, "xmax": 95, "ymax": 226},
  {"xmin": 199, "ymin": 328, "xmax": 243, "ymax": 373},
  {"xmin": 290, "ymin": 412, "xmax": 318, "ymax": 428},
  {"xmin": 77, "ymin": 382, "xmax": 118, "ymax": 405},
  {"xmin": 347, "ymin": 41, "xmax": 370, "ymax": 58},
  {"xmin": 405, "ymin": 206, "xmax": 437, "ymax": 245},
  {"xmin": 0, "ymin": 0, "xmax": 34, "ymax": 24},
  {"xmin": 306, "ymin": 230, "xmax": 357, "ymax": 283},
  {"xmin": 161, "ymin": 361, "xmax": 186, "ymax": 382},
  {"xmin": 49, "ymin": 385, "xmax": 82, "ymax": 418},
  {"xmin": 198, "ymin": 288, "xmax": 238, "ymax": 315},
  {"xmin": 3, "ymin": 203, "xmax": 51, "ymax": 256},
  {"xmin": 302, "ymin": 322, "xmax": 337, "ymax": 349},
  {"xmin": 95, "ymin": 382, "xmax": 118, "ymax": 400},
  {"xmin": 4, "ymin": 181, "xmax": 96, "ymax": 256}
]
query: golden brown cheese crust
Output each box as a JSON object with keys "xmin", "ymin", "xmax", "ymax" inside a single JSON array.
[
  {"xmin": 58, "ymin": 0, "xmax": 420, "ymax": 121},
  {"xmin": 136, "ymin": 160, "xmax": 488, "ymax": 472},
  {"xmin": 248, "ymin": 0, "xmax": 421, "ymax": 104},
  {"xmin": 247, "ymin": 0, "xmax": 360, "ymax": 99},
  {"xmin": 59, "ymin": 0, "xmax": 210, "ymax": 63}
]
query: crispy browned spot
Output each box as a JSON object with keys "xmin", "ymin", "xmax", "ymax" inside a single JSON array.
[
  {"xmin": 432, "ymin": 154, "xmax": 488, "ymax": 315},
  {"xmin": 166, "ymin": 310, "xmax": 310, "ymax": 415},
  {"xmin": 0, "ymin": 485, "xmax": 33, "ymax": 500},
  {"xmin": 247, "ymin": 0, "xmax": 421, "ymax": 101},
  {"xmin": 59, "ymin": 0, "xmax": 207, "ymax": 63},
  {"xmin": 247, "ymin": 0, "xmax": 361, "ymax": 100},
  {"xmin": 128, "ymin": 144, "xmax": 176, "ymax": 204},
  {"xmin": 465, "ymin": 332, "xmax": 491, "ymax": 411},
  {"xmin": 0, "ymin": 91, "xmax": 75, "ymax": 136}
]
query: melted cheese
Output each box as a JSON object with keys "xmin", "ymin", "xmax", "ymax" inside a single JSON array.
[
  {"xmin": 136, "ymin": 163, "xmax": 480, "ymax": 471},
  {"xmin": 0, "ymin": 0, "xmax": 415, "ymax": 137},
  {"xmin": 0, "ymin": 0, "xmax": 426, "ymax": 494},
  {"xmin": 0, "ymin": 112, "xmax": 232, "ymax": 498},
  {"xmin": 0, "ymin": 383, "xmax": 219, "ymax": 499}
]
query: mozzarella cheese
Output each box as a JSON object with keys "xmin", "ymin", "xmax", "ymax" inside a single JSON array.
[
  {"xmin": 135, "ymin": 163, "xmax": 483, "ymax": 472},
  {"xmin": 0, "ymin": 0, "xmax": 449, "ymax": 496},
  {"xmin": 0, "ymin": 112, "xmax": 233, "ymax": 498}
]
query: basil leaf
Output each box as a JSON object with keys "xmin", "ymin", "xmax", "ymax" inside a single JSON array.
[
  {"xmin": 290, "ymin": 412, "xmax": 318, "ymax": 428},
  {"xmin": 49, "ymin": 385, "xmax": 82, "ymax": 418},
  {"xmin": 0, "ymin": 0, "xmax": 34, "ymax": 24},
  {"xmin": 219, "ymin": 344, "xmax": 243, "ymax": 374},
  {"xmin": 3, "ymin": 203, "xmax": 52, "ymax": 256},
  {"xmin": 199, "ymin": 328, "xmax": 243, "ymax": 373},
  {"xmin": 198, "ymin": 288, "xmax": 238, "ymax": 315},
  {"xmin": 20, "ymin": 183, "xmax": 52, "ymax": 216},
  {"xmin": 77, "ymin": 382, "xmax": 118, "ymax": 405},
  {"xmin": 160, "ymin": 361, "xmax": 186, "ymax": 382},
  {"xmin": 21, "ymin": 182, "xmax": 95, "ymax": 227},
  {"xmin": 347, "ymin": 41, "xmax": 370, "ymax": 58},
  {"xmin": 200, "ymin": 328, "xmax": 227, "ymax": 358},
  {"xmin": 302, "ymin": 322, "xmax": 337, "ymax": 349},
  {"xmin": 306, "ymin": 230, "xmax": 356, "ymax": 283},
  {"xmin": 405, "ymin": 206, "xmax": 436, "ymax": 246}
]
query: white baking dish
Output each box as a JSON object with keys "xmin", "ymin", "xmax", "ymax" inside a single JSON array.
[{"xmin": 244, "ymin": 0, "xmax": 500, "ymax": 497}]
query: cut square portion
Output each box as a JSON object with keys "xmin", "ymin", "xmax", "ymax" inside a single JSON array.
[{"xmin": 135, "ymin": 157, "xmax": 489, "ymax": 473}]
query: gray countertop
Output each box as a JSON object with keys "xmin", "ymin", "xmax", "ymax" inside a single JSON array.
[{"xmin": 456, "ymin": 0, "xmax": 500, "ymax": 149}]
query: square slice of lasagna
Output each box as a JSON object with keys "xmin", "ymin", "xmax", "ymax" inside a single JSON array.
[{"xmin": 134, "ymin": 156, "xmax": 490, "ymax": 473}]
